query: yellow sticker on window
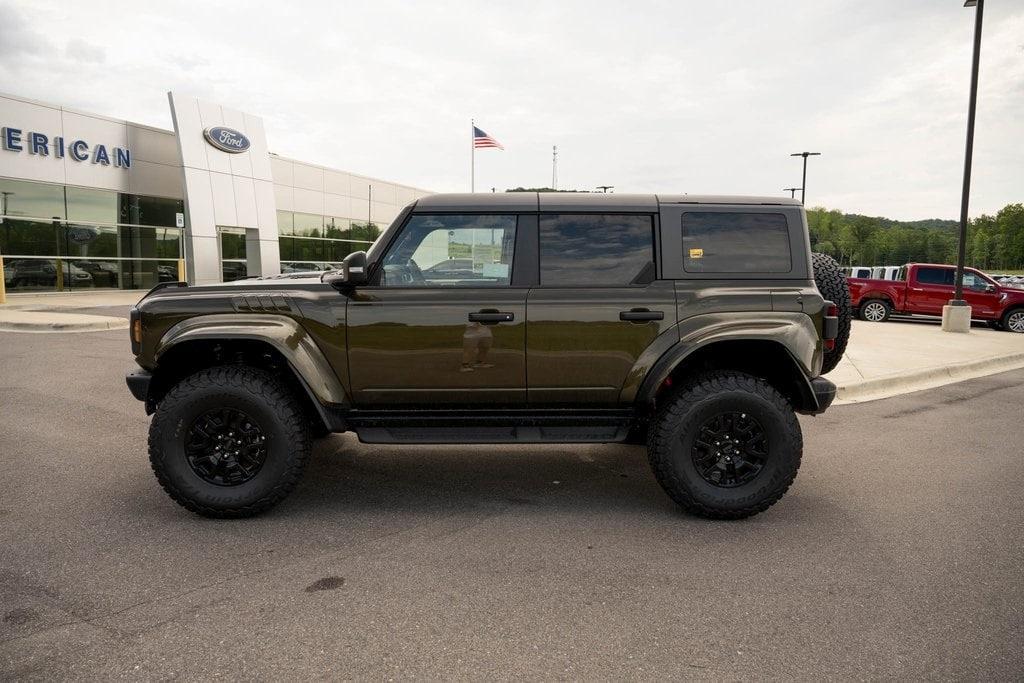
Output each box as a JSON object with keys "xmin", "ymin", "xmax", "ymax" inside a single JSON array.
[{"xmin": 689, "ymin": 248, "xmax": 704, "ymax": 259}]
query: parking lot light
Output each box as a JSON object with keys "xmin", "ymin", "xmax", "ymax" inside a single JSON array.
[
  {"xmin": 944, "ymin": 0, "xmax": 984, "ymax": 333},
  {"xmin": 790, "ymin": 152, "xmax": 820, "ymax": 204}
]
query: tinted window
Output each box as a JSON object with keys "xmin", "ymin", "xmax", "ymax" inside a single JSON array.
[
  {"xmin": 118, "ymin": 194, "xmax": 184, "ymax": 227},
  {"xmin": 67, "ymin": 187, "xmax": 118, "ymax": 224},
  {"xmin": 381, "ymin": 214, "xmax": 516, "ymax": 287},
  {"xmin": 682, "ymin": 212, "xmax": 791, "ymax": 273},
  {"xmin": 539, "ymin": 214, "xmax": 654, "ymax": 286},
  {"xmin": 916, "ymin": 267, "xmax": 954, "ymax": 285},
  {"xmin": 0, "ymin": 178, "xmax": 66, "ymax": 220}
]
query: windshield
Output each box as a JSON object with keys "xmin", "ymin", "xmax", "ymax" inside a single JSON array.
[{"xmin": 366, "ymin": 203, "xmax": 415, "ymax": 265}]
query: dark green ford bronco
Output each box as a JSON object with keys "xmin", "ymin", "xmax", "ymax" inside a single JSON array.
[{"xmin": 126, "ymin": 193, "xmax": 851, "ymax": 519}]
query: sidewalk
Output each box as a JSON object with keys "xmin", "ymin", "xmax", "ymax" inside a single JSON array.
[
  {"xmin": 0, "ymin": 290, "xmax": 147, "ymax": 309},
  {"xmin": 0, "ymin": 290, "xmax": 144, "ymax": 332},
  {"xmin": 830, "ymin": 319, "xmax": 1024, "ymax": 404}
]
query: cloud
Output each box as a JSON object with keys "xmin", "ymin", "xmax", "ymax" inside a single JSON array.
[
  {"xmin": 0, "ymin": 1, "xmax": 48, "ymax": 61},
  {"xmin": 0, "ymin": 0, "xmax": 1020, "ymax": 221},
  {"xmin": 65, "ymin": 38, "xmax": 106, "ymax": 64}
]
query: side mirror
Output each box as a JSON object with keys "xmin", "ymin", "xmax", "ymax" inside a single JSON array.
[
  {"xmin": 985, "ymin": 283, "xmax": 996, "ymax": 293},
  {"xmin": 323, "ymin": 250, "xmax": 368, "ymax": 290}
]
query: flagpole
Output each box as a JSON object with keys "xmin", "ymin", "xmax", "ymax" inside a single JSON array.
[{"xmin": 470, "ymin": 118, "xmax": 475, "ymax": 193}]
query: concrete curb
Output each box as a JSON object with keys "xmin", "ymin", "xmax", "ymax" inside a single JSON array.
[
  {"xmin": 834, "ymin": 351, "xmax": 1024, "ymax": 404},
  {"xmin": 0, "ymin": 313, "xmax": 129, "ymax": 334}
]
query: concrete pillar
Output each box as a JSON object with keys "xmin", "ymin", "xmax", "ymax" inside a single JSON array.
[
  {"xmin": 941, "ymin": 303, "xmax": 972, "ymax": 333},
  {"xmin": 243, "ymin": 229, "xmax": 281, "ymax": 278}
]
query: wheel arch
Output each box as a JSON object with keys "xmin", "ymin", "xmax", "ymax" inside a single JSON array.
[
  {"xmin": 858, "ymin": 292, "xmax": 894, "ymax": 307},
  {"xmin": 635, "ymin": 337, "xmax": 821, "ymax": 416},
  {"xmin": 148, "ymin": 314, "xmax": 348, "ymax": 430}
]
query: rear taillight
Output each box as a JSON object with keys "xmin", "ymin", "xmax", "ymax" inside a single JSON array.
[{"xmin": 822, "ymin": 301, "xmax": 839, "ymax": 351}]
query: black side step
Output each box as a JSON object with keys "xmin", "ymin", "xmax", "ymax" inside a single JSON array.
[{"xmin": 346, "ymin": 409, "xmax": 635, "ymax": 445}]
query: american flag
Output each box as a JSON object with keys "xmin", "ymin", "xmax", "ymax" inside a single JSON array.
[{"xmin": 473, "ymin": 126, "xmax": 504, "ymax": 150}]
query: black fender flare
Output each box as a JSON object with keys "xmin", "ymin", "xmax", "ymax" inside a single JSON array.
[
  {"xmin": 631, "ymin": 313, "xmax": 823, "ymax": 414},
  {"xmin": 154, "ymin": 314, "xmax": 349, "ymax": 428}
]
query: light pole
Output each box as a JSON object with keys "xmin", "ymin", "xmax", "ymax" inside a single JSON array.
[
  {"xmin": 790, "ymin": 152, "xmax": 820, "ymax": 204},
  {"xmin": 783, "ymin": 187, "xmax": 801, "ymax": 199},
  {"xmin": 947, "ymin": 0, "xmax": 984, "ymax": 331},
  {"xmin": 596, "ymin": 185, "xmax": 614, "ymax": 193}
]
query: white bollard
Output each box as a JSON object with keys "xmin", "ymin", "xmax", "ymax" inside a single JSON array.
[{"xmin": 941, "ymin": 304, "xmax": 972, "ymax": 333}]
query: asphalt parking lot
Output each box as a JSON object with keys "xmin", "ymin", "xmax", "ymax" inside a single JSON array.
[{"xmin": 1, "ymin": 329, "xmax": 1022, "ymax": 679}]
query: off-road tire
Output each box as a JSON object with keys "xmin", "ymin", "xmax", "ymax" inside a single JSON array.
[
  {"xmin": 149, "ymin": 366, "xmax": 311, "ymax": 518},
  {"xmin": 859, "ymin": 299, "xmax": 891, "ymax": 322},
  {"xmin": 811, "ymin": 252, "xmax": 852, "ymax": 374},
  {"xmin": 647, "ymin": 371, "xmax": 802, "ymax": 520}
]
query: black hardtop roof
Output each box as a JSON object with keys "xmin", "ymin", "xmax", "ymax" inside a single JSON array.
[{"xmin": 413, "ymin": 192, "xmax": 802, "ymax": 212}]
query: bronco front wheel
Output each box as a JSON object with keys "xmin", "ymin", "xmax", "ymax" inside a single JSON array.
[
  {"xmin": 647, "ymin": 372, "xmax": 803, "ymax": 520},
  {"xmin": 148, "ymin": 366, "xmax": 311, "ymax": 518}
]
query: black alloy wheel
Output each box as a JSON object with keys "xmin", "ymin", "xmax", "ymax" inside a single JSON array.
[
  {"xmin": 148, "ymin": 366, "xmax": 312, "ymax": 518},
  {"xmin": 647, "ymin": 371, "xmax": 803, "ymax": 520},
  {"xmin": 691, "ymin": 411, "xmax": 768, "ymax": 488},
  {"xmin": 185, "ymin": 408, "xmax": 268, "ymax": 486}
]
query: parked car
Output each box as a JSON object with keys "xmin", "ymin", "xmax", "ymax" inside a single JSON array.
[
  {"xmin": 845, "ymin": 266, "xmax": 873, "ymax": 279},
  {"xmin": 280, "ymin": 261, "xmax": 341, "ymax": 273},
  {"xmin": 126, "ymin": 192, "xmax": 849, "ymax": 520},
  {"xmin": 72, "ymin": 260, "xmax": 121, "ymax": 287},
  {"xmin": 6, "ymin": 259, "xmax": 94, "ymax": 288},
  {"xmin": 848, "ymin": 263, "xmax": 1024, "ymax": 332},
  {"xmin": 421, "ymin": 258, "xmax": 477, "ymax": 280}
]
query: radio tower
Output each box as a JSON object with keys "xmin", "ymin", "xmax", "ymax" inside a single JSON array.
[{"xmin": 552, "ymin": 145, "xmax": 558, "ymax": 190}]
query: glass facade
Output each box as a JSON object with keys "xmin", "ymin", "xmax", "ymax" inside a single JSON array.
[
  {"xmin": 275, "ymin": 210, "xmax": 381, "ymax": 272},
  {"xmin": 0, "ymin": 178, "xmax": 404, "ymax": 290},
  {"xmin": 219, "ymin": 229, "xmax": 248, "ymax": 282},
  {"xmin": 1, "ymin": 178, "xmax": 184, "ymax": 292}
]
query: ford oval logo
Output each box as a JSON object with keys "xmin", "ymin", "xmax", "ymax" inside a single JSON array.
[{"xmin": 203, "ymin": 126, "xmax": 250, "ymax": 154}]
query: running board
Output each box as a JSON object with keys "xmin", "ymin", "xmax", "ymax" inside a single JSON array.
[{"xmin": 346, "ymin": 409, "xmax": 634, "ymax": 444}]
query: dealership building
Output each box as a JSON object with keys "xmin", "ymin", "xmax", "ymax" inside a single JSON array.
[{"xmin": 0, "ymin": 91, "xmax": 431, "ymax": 292}]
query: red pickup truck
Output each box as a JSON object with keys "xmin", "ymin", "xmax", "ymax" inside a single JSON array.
[{"xmin": 848, "ymin": 263, "xmax": 1024, "ymax": 333}]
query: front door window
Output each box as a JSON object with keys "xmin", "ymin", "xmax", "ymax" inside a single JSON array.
[{"xmin": 379, "ymin": 214, "xmax": 516, "ymax": 287}]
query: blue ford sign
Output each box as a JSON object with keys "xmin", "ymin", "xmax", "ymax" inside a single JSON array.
[{"xmin": 203, "ymin": 126, "xmax": 250, "ymax": 154}]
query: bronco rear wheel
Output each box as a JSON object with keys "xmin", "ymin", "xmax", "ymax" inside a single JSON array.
[
  {"xmin": 647, "ymin": 371, "xmax": 803, "ymax": 520},
  {"xmin": 811, "ymin": 252, "xmax": 851, "ymax": 374},
  {"xmin": 148, "ymin": 366, "xmax": 311, "ymax": 518}
]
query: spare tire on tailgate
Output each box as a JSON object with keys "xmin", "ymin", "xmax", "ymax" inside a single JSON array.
[{"xmin": 811, "ymin": 252, "xmax": 851, "ymax": 375}]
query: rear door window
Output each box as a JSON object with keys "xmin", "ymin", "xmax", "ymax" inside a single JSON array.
[
  {"xmin": 538, "ymin": 214, "xmax": 655, "ymax": 286},
  {"xmin": 916, "ymin": 267, "xmax": 954, "ymax": 286},
  {"xmin": 681, "ymin": 212, "xmax": 792, "ymax": 273}
]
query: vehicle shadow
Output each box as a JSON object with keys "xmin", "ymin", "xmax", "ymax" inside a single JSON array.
[{"xmin": 283, "ymin": 434, "xmax": 671, "ymax": 519}]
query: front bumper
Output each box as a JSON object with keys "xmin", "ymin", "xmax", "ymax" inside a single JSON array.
[
  {"xmin": 126, "ymin": 367, "xmax": 152, "ymax": 402},
  {"xmin": 809, "ymin": 376, "xmax": 836, "ymax": 413}
]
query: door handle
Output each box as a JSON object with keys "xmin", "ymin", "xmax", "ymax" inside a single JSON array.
[
  {"xmin": 468, "ymin": 311, "xmax": 514, "ymax": 324},
  {"xmin": 619, "ymin": 308, "xmax": 664, "ymax": 322}
]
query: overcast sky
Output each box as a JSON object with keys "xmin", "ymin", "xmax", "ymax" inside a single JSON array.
[{"xmin": 1, "ymin": 0, "xmax": 1020, "ymax": 220}]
